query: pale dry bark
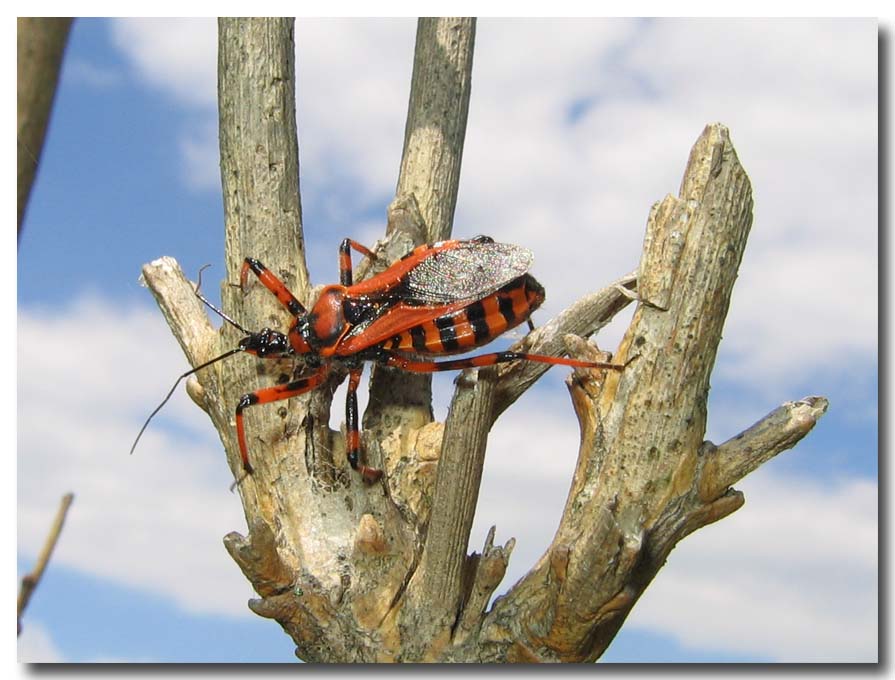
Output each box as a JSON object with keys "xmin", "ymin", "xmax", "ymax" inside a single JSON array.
[{"xmin": 139, "ymin": 18, "xmax": 827, "ymax": 662}]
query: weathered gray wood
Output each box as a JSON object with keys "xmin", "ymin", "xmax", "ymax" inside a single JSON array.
[
  {"xmin": 401, "ymin": 366, "xmax": 497, "ymax": 658},
  {"xmin": 138, "ymin": 16, "xmax": 827, "ymax": 663},
  {"xmin": 397, "ymin": 17, "xmax": 476, "ymax": 243},
  {"xmin": 17, "ymin": 17, "xmax": 73, "ymax": 234},
  {"xmin": 472, "ymin": 123, "xmax": 825, "ymax": 662},
  {"xmin": 363, "ymin": 17, "xmax": 478, "ymax": 497},
  {"xmin": 216, "ymin": 17, "xmax": 313, "ymax": 526}
]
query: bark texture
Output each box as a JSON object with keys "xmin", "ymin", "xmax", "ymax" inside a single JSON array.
[
  {"xmin": 17, "ymin": 17, "xmax": 73, "ymax": 235},
  {"xmin": 139, "ymin": 18, "xmax": 827, "ymax": 662}
]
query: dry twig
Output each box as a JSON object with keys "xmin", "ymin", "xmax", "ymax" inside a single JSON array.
[{"xmin": 18, "ymin": 493, "xmax": 74, "ymax": 635}]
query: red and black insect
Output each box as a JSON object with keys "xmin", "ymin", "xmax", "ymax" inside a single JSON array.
[{"xmin": 132, "ymin": 236, "xmax": 624, "ymax": 484}]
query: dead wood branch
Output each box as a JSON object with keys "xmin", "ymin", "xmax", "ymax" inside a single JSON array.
[
  {"xmin": 139, "ymin": 16, "xmax": 827, "ymax": 663},
  {"xmin": 17, "ymin": 17, "xmax": 73, "ymax": 235}
]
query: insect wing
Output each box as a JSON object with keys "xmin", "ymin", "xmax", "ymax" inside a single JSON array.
[{"xmin": 398, "ymin": 241, "xmax": 533, "ymax": 306}]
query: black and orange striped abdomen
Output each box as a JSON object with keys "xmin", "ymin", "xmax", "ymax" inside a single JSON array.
[{"xmin": 382, "ymin": 273, "xmax": 545, "ymax": 355}]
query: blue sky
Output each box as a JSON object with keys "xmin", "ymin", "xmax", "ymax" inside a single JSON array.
[{"xmin": 16, "ymin": 17, "xmax": 877, "ymax": 663}]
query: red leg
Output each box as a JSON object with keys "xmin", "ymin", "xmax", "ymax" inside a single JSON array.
[
  {"xmin": 339, "ymin": 238, "xmax": 377, "ymax": 286},
  {"xmin": 235, "ymin": 366, "xmax": 329, "ymax": 475},
  {"xmin": 377, "ymin": 349, "xmax": 626, "ymax": 373},
  {"xmin": 345, "ymin": 366, "xmax": 382, "ymax": 483},
  {"xmin": 240, "ymin": 257, "xmax": 306, "ymax": 317}
]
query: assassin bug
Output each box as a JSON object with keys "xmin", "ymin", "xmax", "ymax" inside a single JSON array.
[{"xmin": 132, "ymin": 236, "xmax": 625, "ymax": 484}]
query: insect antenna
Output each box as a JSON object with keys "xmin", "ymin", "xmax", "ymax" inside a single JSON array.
[
  {"xmin": 129, "ymin": 346, "xmax": 243, "ymax": 456},
  {"xmin": 194, "ymin": 264, "xmax": 251, "ymax": 334}
]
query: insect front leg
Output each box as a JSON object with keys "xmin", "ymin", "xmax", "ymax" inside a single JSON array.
[
  {"xmin": 235, "ymin": 365, "xmax": 330, "ymax": 476},
  {"xmin": 345, "ymin": 366, "xmax": 383, "ymax": 484},
  {"xmin": 240, "ymin": 257, "xmax": 307, "ymax": 317}
]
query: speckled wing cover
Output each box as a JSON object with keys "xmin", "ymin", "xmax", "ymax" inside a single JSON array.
[{"xmin": 398, "ymin": 241, "xmax": 533, "ymax": 306}]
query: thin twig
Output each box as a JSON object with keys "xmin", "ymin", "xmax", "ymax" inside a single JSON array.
[{"xmin": 18, "ymin": 492, "xmax": 74, "ymax": 635}]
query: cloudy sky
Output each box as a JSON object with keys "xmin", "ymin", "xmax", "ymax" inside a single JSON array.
[{"xmin": 17, "ymin": 17, "xmax": 877, "ymax": 663}]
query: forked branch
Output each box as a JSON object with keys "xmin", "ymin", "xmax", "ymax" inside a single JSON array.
[
  {"xmin": 474, "ymin": 124, "xmax": 827, "ymax": 662},
  {"xmin": 138, "ymin": 17, "xmax": 828, "ymax": 664}
]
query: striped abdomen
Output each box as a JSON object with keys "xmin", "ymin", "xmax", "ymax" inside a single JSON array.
[{"xmin": 382, "ymin": 274, "xmax": 545, "ymax": 355}]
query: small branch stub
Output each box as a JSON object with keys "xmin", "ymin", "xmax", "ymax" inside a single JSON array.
[{"xmin": 699, "ymin": 395, "xmax": 830, "ymax": 500}]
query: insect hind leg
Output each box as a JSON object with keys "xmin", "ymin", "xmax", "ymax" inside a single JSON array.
[
  {"xmin": 376, "ymin": 349, "xmax": 626, "ymax": 373},
  {"xmin": 339, "ymin": 238, "xmax": 378, "ymax": 287}
]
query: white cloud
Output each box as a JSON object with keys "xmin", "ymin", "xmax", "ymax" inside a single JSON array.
[
  {"xmin": 109, "ymin": 18, "xmax": 219, "ymax": 193},
  {"xmin": 292, "ymin": 18, "xmax": 416, "ymax": 206},
  {"xmin": 104, "ymin": 17, "xmax": 878, "ymax": 377},
  {"xmin": 17, "ymin": 298, "xmax": 256, "ymax": 619},
  {"xmin": 473, "ymin": 404, "xmax": 878, "ymax": 662},
  {"xmin": 720, "ymin": 244, "xmax": 877, "ymax": 393},
  {"xmin": 457, "ymin": 18, "xmax": 878, "ymax": 392},
  {"xmin": 596, "ymin": 19, "xmax": 878, "ymax": 392},
  {"xmin": 108, "ymin": 17, "xmax": 415, "ymax": 209},
  {"xmin": 17, "ymin": 284, "xmax": 876, "ymax": 662},
  {"xmin": 110, "ymin": 18, "xmax": 218, "ymax": 109},
  {"xmin": 180, "ymin": 119, "xmax": 220, "ymax": 192},
  {"xmin": 626, "ymin": 471, "xmax": 878, "ymax": 662}
]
